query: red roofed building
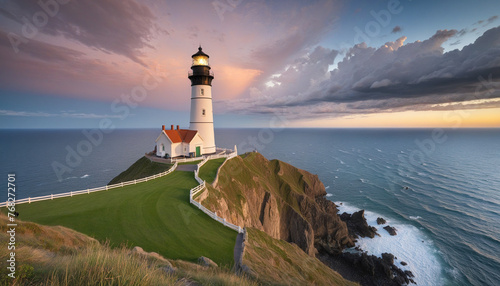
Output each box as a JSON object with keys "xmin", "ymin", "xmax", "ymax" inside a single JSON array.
[{"xmin": 155, "ymin": 125, "xmax": 204, "ymax": 158}]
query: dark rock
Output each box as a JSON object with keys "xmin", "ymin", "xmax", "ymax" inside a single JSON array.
[
  {"xmin": 340, "ymin": 210, "xmax": 378, "ymax": 238},
  {"xmin": 377, "ymin": 217, "xmax": 386, "ymax": 225},
  {"xmin": 384, "ymin": 225, "xmax": 398, "ymax": 236},
  {"xmin": 335, "ymin": 251, "xmax": 415, "ymax": 285},
  {"xmin": 198, "ymin": 256, "xmax": 218, "ymax": 268},
  {"xmin": 161, "ymin": 265, "xmax": 177, "ymax": 275},
  {"xmin": 401, "ymin": 261, "xmax": 407, "ymax": 266},
  {"xmin": 382, "ymin": 252, "xmax": 394, "ymax": 265}
]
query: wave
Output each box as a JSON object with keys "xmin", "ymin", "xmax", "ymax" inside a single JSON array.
[
  {"xmin": 325, "ymin": 186, "xmax": 330, "ymax": 189},
  {"xmin": 80, "ymin": 174, "xmax": 90, "ymax": 178},
  {"xmin": 335, "ymin": 201, "xmax": 446, "ymax": 286},
  {"xmin": 409, "ymin": 216, "xmax": 422, "ymax": 220},
  {"xmin": 326, "ymin": 193, "xmax": 333, "ymax": 197}
]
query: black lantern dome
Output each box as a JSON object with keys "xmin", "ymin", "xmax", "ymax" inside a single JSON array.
[{"xmin": 188, "ymin": 46, "xmax": 214, "ymax": 86}]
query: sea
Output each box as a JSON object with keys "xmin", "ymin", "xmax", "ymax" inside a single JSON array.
[{"xmin": 1, "ymin": 128, "xmax": 499, "ymax": 286}]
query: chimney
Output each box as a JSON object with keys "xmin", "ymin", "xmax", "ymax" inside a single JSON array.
[
  {"xmin": 162, "ymin": 125, "xmax": 165, "ymax": 130},
  {"xmin": 176, "ymin": 125, "xmax": 180, "ymax": 130},
  {"xmin": 171, "ymin": 125, "xmax": 174, "ymax": 130}
]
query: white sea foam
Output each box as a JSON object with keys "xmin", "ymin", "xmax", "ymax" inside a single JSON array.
[
  {"xmin": 409, "ymin": 216, "xmax": 422, "ymax": 220},
  {"xmin": 325, "ymin": 186, "xmax": 330, "ymax": 189},
  {"xmin": 335, "ymin": 201, "xmax": 445, "ymax": 286},
  {"xmin": 80, "ymin": 174, "xmax": 89, "ymax": 178},
  {"xmin": 326, "ymin": 193, "xmax": 333, "ymax": 197},
  {"xmin": 360, "ymin": 178, "xmax": 368, "ymax": 183}
]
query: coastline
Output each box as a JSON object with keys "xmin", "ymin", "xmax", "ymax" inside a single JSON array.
[{"xmin": 333, "ymin": 201, "xmax": 445, "ymax": 286}]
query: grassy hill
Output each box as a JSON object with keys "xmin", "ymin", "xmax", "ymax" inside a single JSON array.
[
  {"xmin": 16, "ymin": 170, "xmax": 237, "ymax": 266},
  {"xmin": 244, "ymin": 228, "xmax": 358, "ymax": 286},
  {"xmin": 108, "ymin": 156, "xmax": 172, "ymax": 184},
  {"xmin": 0, "ymin": 213, "xmax": 257, "ymax": 286},
  {"xmin": 198, "ymin": 158, "xmax": 226, "ymax": 183}
]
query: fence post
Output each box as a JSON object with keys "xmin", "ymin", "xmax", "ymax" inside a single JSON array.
[
  {"xmin": 87, "ymin": 189, "xmax": 89, "ymax": 194},
  {"xmin": 134, "ymin": 179, "xmax": 137, "ymax": 184},
  {"xmin": 29, "ymin": 197, "xmax": 31, "ymax": 204},
  {"xmin": 121, "ymin": 182, "xmax": 123, "ymax": 187},
  {"xmin": 51, "ymin": 194, "xmax": 53, "ymax": 200},
  {"xmin": 71, "ymin": 191, "xmax": 73, "ymax": 197},
  {"xmin": 106, "ymin": 185, "xmax": 108, "ymax": 190}
]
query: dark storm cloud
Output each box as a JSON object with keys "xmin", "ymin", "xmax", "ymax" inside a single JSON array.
[
  {"xmin": 229, "ymin": 27, "xmax": 500, "ymax": 117},
  {"xmin": 0, "ymin": 0, "xmax": 161, "ymax": 66}
]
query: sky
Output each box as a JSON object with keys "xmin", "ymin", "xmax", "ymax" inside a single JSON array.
[{"xmin": 0, "ymin": 0, "xmax": 499, "ymax": 129}]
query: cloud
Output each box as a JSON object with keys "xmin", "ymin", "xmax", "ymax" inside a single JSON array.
[
  {"xmin": 487, "ymin": 15, "xmax": 498, "ymax": 24},
  {"xmin": 0, "ymin": 0, "xmax": 161, "ymax": 66},
  {"xmin": 227, "ymin": 26, "xmax": 500, "ymax": 118},
  {"xmin": 392, "ymin": 26, "xmax": 402, "ymax": 33},
  {"xmin": 0, "ymin": 29, "xmax": 144, "ymax": 102},
  {"xmin": 0, "ymin": 109, "xmax": 123, "ymax": 119}
]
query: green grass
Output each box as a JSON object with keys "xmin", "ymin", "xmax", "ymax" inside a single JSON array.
[
  {"xmin": 198, "ymin": 158, "xmax": 226, "ymax": 183},
  {"xmin": 16, "ymin": 171, "xmax": 237, "ymax": 266},
  {"xmin": 108, "ymin": 157, "xmax": 172, "ymax": 184},
  {"xmin": 0, "ymin": 213, "xmax": 257, "ymax": 286}
]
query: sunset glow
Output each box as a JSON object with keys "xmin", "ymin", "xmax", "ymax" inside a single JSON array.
[{"xmin": 0, "ymin": 0, "xmax": 499, "ymax": 129}]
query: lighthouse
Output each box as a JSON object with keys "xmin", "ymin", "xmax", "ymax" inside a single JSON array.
[{"xmin": 188, "ymin": 46, "xmax": 216, "ymax": 154}]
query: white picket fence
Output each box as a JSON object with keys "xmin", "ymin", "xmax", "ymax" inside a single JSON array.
[
  {"xmin": 2, "ymin": 146, "xmax": 244, "ymax": 234},
  {"xmin": 0, "ymin": 162, "xmax": 178, "ymax": 207},
  {"xmin": 170, "ymin": 148, "xmax": 235, "ymax": 164},
  {"xmin": 189, "ymin": 150, "xmax": 243, "ymax": 233}
]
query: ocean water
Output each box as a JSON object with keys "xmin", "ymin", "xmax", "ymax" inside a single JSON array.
[{"xmin": 1, "ymin": 128, "xmax": 499, "ymax": 285}]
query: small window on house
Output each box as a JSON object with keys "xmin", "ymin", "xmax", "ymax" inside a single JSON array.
[
  {"xmin": 200, "ymin": 88, "xmax": 204, "ymax": 96},
  {"xmin": 202, "ymin": 109, "xmax": 206, "ymax": 116},
  {"xmin": 162, "ymin": 145, "xmax": 165, "ymax": 151}
]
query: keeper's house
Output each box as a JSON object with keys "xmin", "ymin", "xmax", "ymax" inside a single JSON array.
[{"xmin": 155, "ymin": 125, "xmax": 204, "ymax": 158}]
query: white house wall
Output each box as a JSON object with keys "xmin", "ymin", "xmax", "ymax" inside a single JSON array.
[
  {"xmin": 156, "ymin": 134, "xmax": 171, "ymax": 157},
  {"xmin": 189, "ymin": 134, "xmax": 204, "ymax": 153}
]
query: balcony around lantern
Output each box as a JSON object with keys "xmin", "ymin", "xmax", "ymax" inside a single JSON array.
[{"xmin": 188, "ymin": 70, "xmax": 214, "ymax": 77}]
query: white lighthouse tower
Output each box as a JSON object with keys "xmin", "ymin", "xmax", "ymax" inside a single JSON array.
[{"xmin": 188, "ymin": 46, "xmax": 216, "ymax": 154}]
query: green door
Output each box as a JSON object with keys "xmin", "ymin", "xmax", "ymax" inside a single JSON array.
[{"xmin": 196, "ymin": 146, "xmax": 201, "ymax": 157}]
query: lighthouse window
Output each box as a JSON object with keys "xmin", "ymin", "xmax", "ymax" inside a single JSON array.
[
  {"xmin": 202, "ymin": 109, "xmax": 206, "ymax": 116},
  {"xmin": 200, "ymin": 88, "xmax": 204, "ymax": 96}
]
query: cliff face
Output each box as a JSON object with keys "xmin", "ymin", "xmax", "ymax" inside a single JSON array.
[{"xmin": 199, "ymin": 152, "xmax": 354, "ymax": 256}]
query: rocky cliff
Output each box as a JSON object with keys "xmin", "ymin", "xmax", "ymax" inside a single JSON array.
[{"xmin": 199, "ymin": 152, "xmax": 354, "ymax": 256}]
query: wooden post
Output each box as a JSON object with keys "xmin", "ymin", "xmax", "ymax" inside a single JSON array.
[
  {"xmin": 71, "ymin": 191, "xmax": 73, "ymax": 197},
  {"xmin": 28, "ymin": 197, "xmax": 31, "ymax": 204},
  {"xmin": 51, "ymin": 194, "xmax": 53, "ymax": 200}
]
